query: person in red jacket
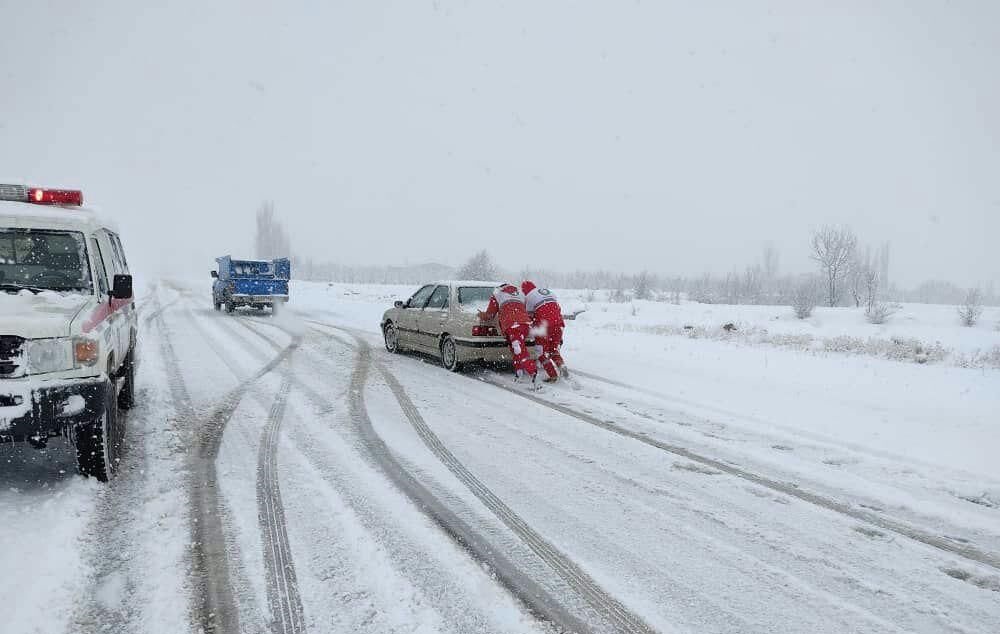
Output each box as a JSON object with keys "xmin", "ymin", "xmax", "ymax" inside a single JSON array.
[
  {"xmin": 478, "ymin": 283, "xmax": 538, "ymax": 383},
  {"xmin": 522, "ymin": 280, "xmax": 566, "ymax": 381}
]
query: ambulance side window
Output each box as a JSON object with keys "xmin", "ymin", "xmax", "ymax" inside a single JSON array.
[
  {"xmin": 106, "ymin": 232, "xmax": 127, "ymax": 274},
  {"xmin": 100, "ymin": 231, "xmax": 123, "ymax": 275},
  {"xmin": 96, "ymin": 231, "xmax": 121, "ymax": 280},
  {"xmin": 91, "ymin": 238, "xmax": 109, "ymax": 295},
  {"xmin": 111, "ymin": 233, "xmax": 129, "ymax": 273}
]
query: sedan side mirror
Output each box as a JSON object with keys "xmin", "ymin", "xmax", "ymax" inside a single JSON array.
[
  {"xmin": 110, "ymin": 274, "xmax": 133, "ymax": 300},
  {"xmin": 211, "ymin": 270, "xmax": 219, "ymax": 278},
  {"xmin": 394, "ymin": 300, "xmax": 404, "ymax": 308}
]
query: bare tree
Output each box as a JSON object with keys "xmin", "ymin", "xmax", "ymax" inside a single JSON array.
[
  {"xmin": 634, "ymin": 270, "xmax": 653, "ymax": 300},
  {"xmin": 790, "ymin": 276, "xmax": 819, "ymax": 319},
  {"xmin": 876, "ymin": 241, "xmax": 890, "ymax": 291},
  {"xmin": 761, "ymin": 243, "xmax": 779, "ymax": 301},
  {"xmin": 457, "ymin": 250, "xmax": 498, "ymax": 281},
  {"xmin": 762, "ymin": 243, "xmax": 779, "ymax": 281},
  {"xmin": 847, "ymin": 247, "xmax": 867, "ymax": 308},
  {"xmin": 254, "ymin": 201, "xmax": 291, "ymax": 260},
  {"xmin": 609, "ymin": 276, "xmax": 630, "ymax": 303},
  {"xmin": 957, "ymin": 288, "xmax": 984, "ymax": 326},
  {"xmin": 811, "ymin": 225, "xmax": 857, "ymax": 307},
  {"xmin": 689, "ymin": 273, "xmax": 716, "ymax": 304},
  {"xmin": 865, "ymin": 300, "xmax": 900, "ymax": 324},
  {"xmin": 863, "ymin": 267, "xmax": 900, "ymax": 324},
  {"xmin": 742, "ymin": 264, "xmax": 764, "ymax": 305},
  {"xmin": 862, "ymin": 266, "xmax": 881, "ymax": 314}
]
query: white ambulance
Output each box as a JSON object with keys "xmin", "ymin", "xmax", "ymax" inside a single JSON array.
[{"xmin": 0, "ymin": 184, "xmax": 137, "ymax": 481}]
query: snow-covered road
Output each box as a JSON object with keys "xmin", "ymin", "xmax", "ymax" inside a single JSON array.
[{"xmin": 1, "ymin": 280, "xmax": 998, "ymax": 633}]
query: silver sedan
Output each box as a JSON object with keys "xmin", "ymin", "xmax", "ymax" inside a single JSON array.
[{"xmin": 381, "ymin": 281, "xmax": 511, "ymax": 371}]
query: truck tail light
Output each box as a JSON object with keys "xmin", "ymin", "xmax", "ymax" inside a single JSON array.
[{"xmin": 472, "ymin": 325, "xmax": 499, "ymax": 337}]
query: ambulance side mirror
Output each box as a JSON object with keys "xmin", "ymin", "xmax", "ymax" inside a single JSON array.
[
  {"xmin": 394, "ymin": 300, "xmax": 404, "ymax": 308},
  {"xmin": 110, "ymin": 274, "xmax": 133, "ymax": 300},
  {"xmin": 211, "ymin": 270, "xmax": 219, "ymax": 279}
]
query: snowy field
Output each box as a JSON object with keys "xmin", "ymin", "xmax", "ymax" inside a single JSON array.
[
  {"xmin": 292, "ymin": 280, "xmax": 1000, "ymax": 492},
  {"xmin": 295, "ymin": 281, "xmax": 1000, "ymax": 364},
  {"xmin": 1, "ymin": 278, "xmax": 998, "ymax": 634}
]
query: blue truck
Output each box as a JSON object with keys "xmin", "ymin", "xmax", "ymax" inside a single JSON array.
[{"xmin": 211, "ymin": 255, "xmax": 290, "ymax": 313}]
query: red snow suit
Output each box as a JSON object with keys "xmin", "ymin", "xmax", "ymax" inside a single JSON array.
[
  {"xmin": 522, "ymin": 281, "xmax": 565, "ymax": 379},
  {"xmin": 480, "ymin": 284, "xmax": 537, "ymax": 377}
]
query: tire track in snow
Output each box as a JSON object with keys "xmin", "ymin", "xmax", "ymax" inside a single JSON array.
[
  {"xmin": 278, "ymin": 343, "xmax": 563, "ymax": 633},
  {"xmin": 257, "ymin": 370, "xmax": 306, "ymax": 634},
  {"xmin": 158, "ymin": 296, "xmax": 294, "ymax": 634},
  {"xmin": 474, "ymin": 372, "xmax": 1000, "ymax": 574},
  {"xmin": 269, "ymin": 321, "xmax": 1000, "ymax": 630},
  {"xmin": 299, "ymin": 321, "xmax": 655, "ymax": 634},
  {"xmin": 375, "ymin": 361, "xmax": 660, "ymax": 634},
  {"xmin": 233, "ymin": 321, "xmax": 530, "ymax": 633},
  {"xmin": 155, "ymin": 298, "xmax": 241, "ymax": 634},
  {"xmin": 142, "ymin": 296, "xmax": 179, "ymax": 326},
  {"xmin": 572, "ymin": 369, "xmax": 988, "ymax": 478},
  {"xmin": 343, "ymin": 335, "xmax": 599, "ymax": 634},
  {"xmin": 183, "ymin": 306, "xmax": 306, "ymax": 634},
  {"xmin": 267, "ymin": 322, "xmax": 594, "ymax": 634}
]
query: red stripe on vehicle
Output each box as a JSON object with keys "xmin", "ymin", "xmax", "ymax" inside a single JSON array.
[{"xmin": 82, "ymin": 298, "xmax": 130, "ymax": 333}]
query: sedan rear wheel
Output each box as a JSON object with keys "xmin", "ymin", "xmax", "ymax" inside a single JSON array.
[
  {"xmin": 440, "ymin": 335, "xmax": 462, "ymax": 372},
  {"xmin": 384, "ymin": 322, "xmax": 400, "ymax": 353}
]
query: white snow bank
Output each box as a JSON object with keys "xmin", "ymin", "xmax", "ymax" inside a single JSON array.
[{"xmin": 561, "ymin": 294, "xmax": 1000, "ymax": 369}]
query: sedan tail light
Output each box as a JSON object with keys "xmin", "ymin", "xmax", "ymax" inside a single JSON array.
[{"xmin": 472, "ymin": 325, "xmax": 499, "ymax": 337}]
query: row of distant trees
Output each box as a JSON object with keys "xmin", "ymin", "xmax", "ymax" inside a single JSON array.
[
  {"xmin": 251, "ymin": 202, "xmax": 994, "ymax": 326},
  {"xmin": 451, "ymin": 227, "xmax": 993, "ymax": 325}
]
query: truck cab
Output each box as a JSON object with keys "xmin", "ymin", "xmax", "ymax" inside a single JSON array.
[
  {"xmin": 0, "ymin": 184, "xmax": 137, "ymax": 482},
  {"xmin": 211, "ymin": 255, "xmax": 289, "ymax": 313}
]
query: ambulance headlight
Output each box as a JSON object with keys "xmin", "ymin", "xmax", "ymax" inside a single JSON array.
[{"xmin": 26, "ymin": 338, "xmax": 74, "ymax": 375}]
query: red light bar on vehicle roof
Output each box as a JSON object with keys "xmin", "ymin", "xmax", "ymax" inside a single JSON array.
[{"xmin": 0, "ymin": 183, "xmax": 83, "ymax": 206}]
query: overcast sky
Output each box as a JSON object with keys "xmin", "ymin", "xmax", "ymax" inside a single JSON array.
[{"xmin": 1, "ymin": 0, "xmax": 997, "ymax": 288}]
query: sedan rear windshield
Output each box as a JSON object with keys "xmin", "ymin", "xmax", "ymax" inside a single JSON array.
[
  {"xmin": 458, "ymin": 286, "xmax": 493, "ymax": 310},
  {"xmin": 0, "ymin": 229, "xmax": 92, "ymax": 293}
]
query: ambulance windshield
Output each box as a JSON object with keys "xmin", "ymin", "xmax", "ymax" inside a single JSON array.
[{"xmin": 0, "ymin": 229, "xmax": 93, "ymax": 294}]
